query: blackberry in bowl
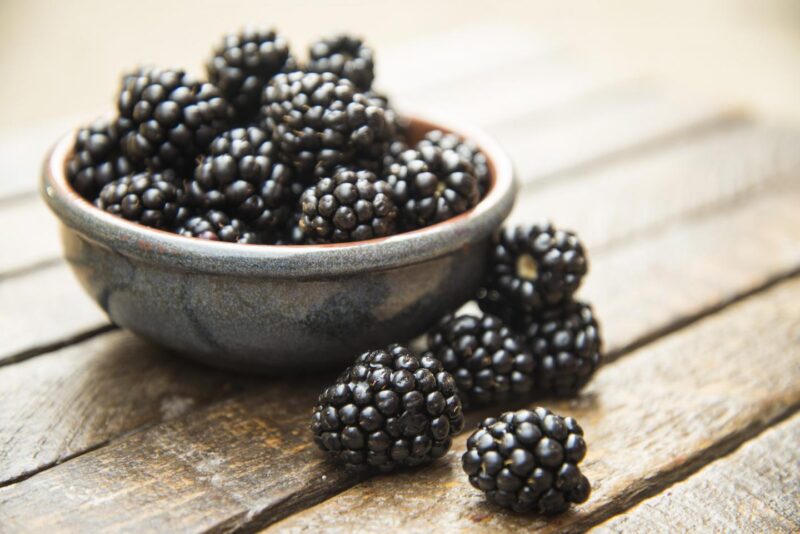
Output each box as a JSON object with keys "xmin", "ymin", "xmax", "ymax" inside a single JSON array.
[{"xmin": 41, "ymin": 113, "xmax": 515, "ymax": 372}]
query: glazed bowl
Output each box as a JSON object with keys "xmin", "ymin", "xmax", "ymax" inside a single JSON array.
[{"xmin": 41, "ymin": 112, "xmax": 516, "ymax": 373}]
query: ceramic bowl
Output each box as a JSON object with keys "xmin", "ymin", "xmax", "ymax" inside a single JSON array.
[{"xmin": 41, "ymin": 112, "xmax": 516, "ymax": 372}]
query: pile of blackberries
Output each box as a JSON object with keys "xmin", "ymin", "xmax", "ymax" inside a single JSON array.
[
  {"xmin": 312, "ymin": 220, "xmax": 601, "ymax": 516},
  {"xmin": 66, "ymin": 28, "xmax": 488, "ymax": 244}
]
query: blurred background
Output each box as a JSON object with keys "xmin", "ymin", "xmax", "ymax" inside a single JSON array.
[{"xmin": 1, "ymin": 0, "xmax": 799, "ymax": 133}]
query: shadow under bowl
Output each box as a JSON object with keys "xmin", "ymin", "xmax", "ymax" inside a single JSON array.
[{"xmin": 41, "ymin": 112, "xmax": 517, "ymax": 373}]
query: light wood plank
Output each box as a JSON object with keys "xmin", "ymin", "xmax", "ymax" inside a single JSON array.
[
  {"xmin": 0, "ymin": 262, "xmax": 109, "ymax": 365},
  {"xmin": 508, "ymin": 120, "xmax": 800, "ymax": 252},
  {"xmin": 268, "ymin": 275, "xmax": 800, "ymax": 534},
  {"xmin": 0, "ymin": 330, "xmax": 250, "ymax": 486},
  {"xmin": 593, "ymin": 413, "xmax": 800, "ymax": 533},
  {"xmin": 2, "ymin": 179, "xmax": 800, "ymax": 532},
  {"xmin": 0, "ymin": 196, "xmax": 60, "ymax": 278}
]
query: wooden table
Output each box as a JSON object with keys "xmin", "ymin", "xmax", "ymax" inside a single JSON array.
[{"xmin": 1, "ymin": 25, "xmax": 799, "ymax": 533}]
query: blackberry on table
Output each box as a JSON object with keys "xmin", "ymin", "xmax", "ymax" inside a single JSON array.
[
  {"xmin": 67, "ymin": 118, "xmax": 137, "ymax": 199},
  {"xmin": 260, "ymin": 71, "xmax": 397, "ymax": 177},
  {"xmin": 207, "ymin": 27, "xmax": 296, "ymax": 120},
  {"xmin": 189, "ymin": 126, "xmax": 293, "ymax": 230},
  {"xmin": 426, "ymin": 314, "xmax": 535, "ymax": 407},
  {"xmin": 308, "ymin": 34, "xmax": 375, "ymax": 92},
  {"xmin": 118, "ymin": 67, "xmax": 233, "ymax": 171},
  {"xmin": 479, "ymin": 223, "xmax": 588, "ymax": 319},
  {"xmin": 462, "ymin": 408, "xmax": 591, "ymax": 514},
  {"xmin": 299, "ymin": 167, "xmax": 397, "ymax": 243},
  {"xmin": 311, "ymin": 344, "xmax": 465, "ymax": 471},
  {"xmin": 419, "ymin": 129, "xmax": 490, "ymax": 196},
  {"xmin": 95, "ymin": 171, "xmax": 186, "ymax": 229},
  {"xmin": 518, "ymin": 300, "xmax": 602, "ymax": 397},
  {"xmin": 383, "ymin": 145, "xmax": 480, "ymax": 229},
  {"xmin": 175, "ymin": 209, "xmax": 260, "ymax": 244}
]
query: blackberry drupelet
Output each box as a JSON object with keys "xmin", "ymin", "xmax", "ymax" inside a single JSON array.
[
  {"xmin": 260, "ymin": 71, "xmax": 397, "ymax": 177},
  {"xmin": 189, "ymin": 126, "xmax": 293, "ymax": 230},
  {"xmin": 311, "ymin": 344, "xmax": 465, "ymax": 471},
  {"xmin": 118, "ymin": 67, "xmax": 233, "ymax": 171},
  {"xmin": 95, "ymin": 171, "xmax": 186, "ymax": 229},
  {"xmin": 425, "ymin": 314, "xmax": 535, "ymax": 407},
  {"xmin": 479, "ymin": 223, "xmax": 588, "ymax": 319},
  {"xmin": 176, "ymin": 210, "xmax": 260, "ymax": 243},
  {"xmin": 462, "ymin": 408, "xmax": 591, "ymax": 514},
  {"xmin": 207, "ymin": 27, "xmax": 296, "ymax": 120},
  {"xmin": 383, "ymin": 145, "xmax": 480, "ymax": 229},
  {"xmin": 307, "ymin": 34, "xmax": 375, "ymax": 91},
  {"xmin": 518, "ymin": 300, "xmax": 601, "ymax": 397},
  {"xmin": 299, "ymin": 167, "xmax": 397, "ymax": 243},
  {"xmin": 419, "ymin": 129, "xmax": 490, "ymax": 196},
  {"xmin": 67, "ymin": 118, "xmax": 137, "ymax": 199}
]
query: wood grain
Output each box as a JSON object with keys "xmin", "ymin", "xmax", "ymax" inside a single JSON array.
[
  {"xmin": 267, "ymin": 276, "xmax": 800, "ymax": 534},
  {"xmin": 593, "ymin": 413, "xmax": 800, "ymax": 533},
  {"xmin": 0, "ymin": 262, "xmax": 110, "ymax": 365},
  {"xmin": 2, "ymin": 180, "xmax": 800, "ymax": 532},
  {"xmin": 0, "ymin": 330, "xmax": 253, "ymax": 486},
  {"xmin": 0, "ymin": 195, "xmax": 60, "ymax": 278},
  {"xmin": 507, "ymin": 120, "xmax": 800, "ymax": 251}
]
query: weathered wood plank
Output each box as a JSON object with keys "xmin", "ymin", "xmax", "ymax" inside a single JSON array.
[
  {"xmin": 0, "ymin": 262, "xmax": 109, "ymax": 365},
  {"xmin": 0, "ymin": 196, "xmax": 60, "ymax": 278},
  {"xmin": 0, "ymin": 331, "xmax": 250, "ymax": 486},
  {"xmin": 593, "ymin": 413, "xmax": 800, "ymax": 534},
  {"xmin": 498, "ymin": 83, "xmax": 743, "ymax": 186},
  {"xmin": 267, "ymin": 276, "xmax": 800, "ymax": 534},
  {"xmin": 508, "ymin": 120, "xmax": 800, "ymax": 253},
  {"xmin": 3, "ymin": 180, "xmax": 800, "ymax": 532}
]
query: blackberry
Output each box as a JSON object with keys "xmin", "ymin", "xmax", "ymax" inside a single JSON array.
[
  {"xmin": 479, "ymin": 223, "xmax": 588, "ymax": 318},
  {"xmin": 307, "ymin": 34, "xmax": 375, "ymax": 91},
  {"xmin": 207, "ymin": 27, "xmax": 296, "ymax": 120},
  {"xmin": 462, "ymin": 408, "xmax": 591, "ymax": 514},
  {"xmin": 118, "ymin": 67, "xmax": 233, "ymax": 171},
  {"xmin": 95, "ymin": 171, "xmax": 186, "ymax": 229},
  {"xmin": 311, "ymin": 344, "xmax": 465, "ymax": 471},
  {"xmin": 425, "ymin": 314, "xmax": 535, "ymax": 407},
  {"xmin": 299, "ymin": 167, "xmax": 397, "ymax": 243},
  {"xmin": 518, "ymin": 301, "xmax": 601, "ymax": 397},
  {"xmin": 189, "ymin": 126, "xmax": 293, "ymax": 230},
  {"xmin": 419, "ymin": 129, "xmax": 490, "ymax": 196},
  {"xmin": 260, "ymin": 71, "xmax": 397, "ymax": 177},
  {"xmin": 67, "ymin": 118, "xmax": 138, "ymax": 199},
  {"xmin": 176, "ymin": 210, "xmax": 260, "ymax": 244},
  {"xmin": 383, "ymin": 145, "xmax": 480, "ymax": 229}
]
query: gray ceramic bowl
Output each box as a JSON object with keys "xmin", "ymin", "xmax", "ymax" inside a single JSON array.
[{"xmin": 41, "ymin": 112, "xmax": 516, "ymax": 373}]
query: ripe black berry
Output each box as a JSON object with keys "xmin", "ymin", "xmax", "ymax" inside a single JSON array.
[
  {"xmin": 307, "ymin": 34, "xmax": 375, "ymax": 91},
  {"xmin": 426, "ymin": 314, "xmax": 535, "ymax": 407},
  {"xmin": 518, "ymin": 300, "xmax": 602, "ymax": 397},
  {"xmin": 462, "ymin": 408, "xmax": 591, "ymax": 514},
  {"xmin": 189, "ymin": 126, "xmax": 294, "ymax": 230},
  {"xmin": 311, "ymin": 344, "xmax": 465, "ymax": 471},
  {"xmin": 383, "ymin": 145, "xmax": 480, "ymax": 229},
  {"xmin": 419, "ymin": 129, "xmax": 490, "ymax": 196},
  {"xmin": 299, "ymin": 167, "xmax": 397, "ymax": 243},
  {"xmin": 117, "ymin": 67, "xmax": 233, "ymax": 171},
  {"xmin": 67, "ymin": 118, "xmax": 137, "ymax": 199},
  {"xmin": 95, "ymin": 171, "xmax": 186, "ymax": 229},
  {"xmin": 479, "ymin": 223, "xmax": 588, "ymax": 318},
  {"xmin": 175, "ymin": 210, "xmax": 260, "ymax": 244},
  {"xmin": 207, "ymin": 27, "xmax": 296, "ymax": 120},
  {"xmin": 260, "ymin": 71, "xmax": 397, "ymax": 177}
]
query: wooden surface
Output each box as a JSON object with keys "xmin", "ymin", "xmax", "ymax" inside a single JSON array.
[
  {"xmin": 1, "ymin": 23, "xmax": 799, "ymax": 534},
  {"xmin": 593, "ymin": 413, "xmax": 800, "ymax": 534}
]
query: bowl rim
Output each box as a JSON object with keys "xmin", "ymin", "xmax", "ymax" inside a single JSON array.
[{"xmin": 41, "ymin": 110, "xmax": 516, "ymax": 277}]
